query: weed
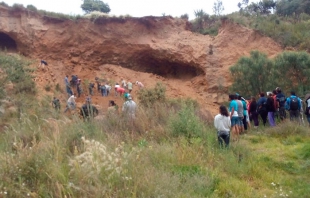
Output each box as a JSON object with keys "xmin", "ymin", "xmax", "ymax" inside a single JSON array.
[
  {"xmin": 44, "ymin": 84, "xmax": 52, "ymax": 92},
  {"xmin": 137, "ymin": 83, "xmax": 166, "ymax": 107}
]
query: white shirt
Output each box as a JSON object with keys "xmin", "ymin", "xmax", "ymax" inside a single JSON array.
[
  {"xmin": 307, "ymin": 98, "xmax": 310, "ymax": 107},
  {"xmin": 214, "ymin": 114, "xmax": 231, "ymax": 132},
  {"xmin": 105, "ymin": 85, "xmax": 111, "ymax": 91},
  {"xmin": 136, "ymin": 81, "xmax": 144, "ymax": 88},
  {"xmin": 67, "ymin": 95, "xmax": 76, "ymax": 104},
  {"xmin": 122, "ymin": 100, "xmax": 137, "ymax": 118}
]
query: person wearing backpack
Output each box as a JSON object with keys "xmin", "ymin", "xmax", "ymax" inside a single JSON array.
[{"xmin": 285, "ymin": 91, "xmax": 302, "ymax": 122}]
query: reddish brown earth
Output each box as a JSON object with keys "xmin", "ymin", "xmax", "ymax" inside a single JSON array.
[{"xmin": 0, "ymin": 6, "xmax": 282, "ymax": 117}]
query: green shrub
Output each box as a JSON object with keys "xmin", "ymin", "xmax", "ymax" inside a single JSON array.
[
  {"xmin": 44, "ymin": 84, "xmax": 52, "ymax": 92},
  {"xmin": 26, "ymin": 4, "xmax": 37, "ymax": 12},
  {"xmin": 180, "ymin": 13, "xmax": 189, "ymax": 20},
  {"xmin": 0, "ymin": 1, "xmax": 8, "ymax": 7},
  {"xmin": 137, "ymin": 83, "xmax": 166, "ymax": 107},
  {"xmin": 169, "ymin": 101, "xmax": 205, "ymax": 138},
  {"xmin": 11, "ymin": 3, "xmax": 24, "ymax": 11}
]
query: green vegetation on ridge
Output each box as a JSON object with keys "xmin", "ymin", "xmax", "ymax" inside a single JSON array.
[{"xmin": 230, "ymin": 50, "xmax": 310, "ymax": 97}]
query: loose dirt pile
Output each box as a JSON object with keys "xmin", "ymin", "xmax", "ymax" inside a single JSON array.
[{"xmin": 0, "ymin": 6, "xmax": 282, "ymax": 116}]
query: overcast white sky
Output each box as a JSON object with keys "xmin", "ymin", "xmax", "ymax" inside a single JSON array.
[{"xmin": 4, "ymin": 0, "xmax": 258, "ymax": 19}]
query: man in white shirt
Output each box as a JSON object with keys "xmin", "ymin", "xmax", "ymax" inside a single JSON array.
[
  {"xmin": 64, "ymin": 95, "xmax": 76, "ymax": 113},
  {"xmin": 122, "ymin": 96, "xmax": 137, "ymax": 119},
  {"xmin": 105, "ymin": 84, "xmax": 111, "ymax": 96}
]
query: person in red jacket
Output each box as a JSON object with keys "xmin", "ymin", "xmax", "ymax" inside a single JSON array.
[{"xmin": 116, "ymin": 87, "xmax": 125, "ymax": 96}]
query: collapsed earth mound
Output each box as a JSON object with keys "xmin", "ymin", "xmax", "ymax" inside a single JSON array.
[{"xmin": 0, "ymin": 6, "xmax": 282, "ymax": 115}]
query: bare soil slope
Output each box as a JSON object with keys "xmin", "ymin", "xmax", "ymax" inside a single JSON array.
[{"xmin": 0, "ymin": 6, "xmax": 282, "ymax": 116}]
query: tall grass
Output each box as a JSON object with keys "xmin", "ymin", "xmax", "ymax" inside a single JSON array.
[{"xmin": 0, "ymin": 53, "xmax": 309, "ymax": 197}]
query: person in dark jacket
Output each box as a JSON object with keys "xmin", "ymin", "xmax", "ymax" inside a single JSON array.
[
  {"xmin": 276, "ymin": 87, "xmax": 286, "ymax": 121},
  {"xmin": 266, "ymin": 92, "xmax": 276, "ymax": 127},
  {"xmin": 80, "ymin": 102, "xmax": 98, "ymax": 120},
  {"xmin": 257, "ymin": 92, "xmax": 268, "ymax": 126},
  {"xmin": 285, "ymin": 91, "xmax": 302, "ymax": 122},
  {"xmin": 249, "ymin": 96, "xmax": 259, "ymax": 128}
]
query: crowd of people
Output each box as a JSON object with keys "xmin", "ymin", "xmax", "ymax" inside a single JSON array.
[
  {"xmin": 214, "ymin": 87, "xmax": 310, "ymax": 148},
  {"xmin": 52, "ymin": 74, "xmax": 142, "ymax": 120}
]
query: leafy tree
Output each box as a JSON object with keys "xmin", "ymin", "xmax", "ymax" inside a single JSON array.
[
  {"xmin": 241, "ymin": 0, "xmax": 276, "ymax": 15},
  {"xmin": 238, "ymin": 0, "xmax": 249, "ymax": 10},
  {"xmin": 213, "ymin": 0, "xmax": 224, "ymax": 16},
  {"xmin": 180, "ymin": 13, "xmax": 189, "ymax": 20},
  {"xmin": 273, "ymin": 51, "xmax": 310, "ymax": 95},
  {"xmin": 276, "ymin": 0, "xmax": 310, "ymax": 16},
  {"xmin": 26, "ymin": 4, "xmax": 37, "ymax": 11},
  {"xmin": 81, "ymin": 0, "xmax": 110, "ymax": 14},
  {"xmin": 230, "ymin": 51, "xmax": 273, "ymax": 97}
]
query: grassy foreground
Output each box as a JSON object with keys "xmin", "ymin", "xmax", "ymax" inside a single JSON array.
[{"xmin": 0, "ymin": 53, "xmax": 309, "ymax": 197}]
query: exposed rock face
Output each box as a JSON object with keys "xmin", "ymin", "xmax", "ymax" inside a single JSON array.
[{"xmin": 0, "ymin": 6, "xmax": 282, "ymax": 115}]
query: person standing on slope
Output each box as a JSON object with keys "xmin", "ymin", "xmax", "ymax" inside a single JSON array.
[
  {"xmin": 257, "ymin": 92, "xmax": 268, "ymax": 126},
  {"xmin": 285, "ymin": 91, "xmax": 302, "ymax": 122},
  {"xmin": 214, "ymin": 105, "xmax": 231, "ymax": 148},
  {"xmin": 122, "ymin": 95, "xmax": 137, "ymax": 120},
  {"xmin": 266, "ymin": 92, "xmax": 276, "ymax": 127},
  {"xmin": 127, "ymin": 81, "xmax": 133, "ymax": 93},
  {"xmin": 249, "ymin": 96, "xmax": 259, "ymax": 129},
  {"xmin": 64, "ymin": 94, "xmax": 76, "ymax": 113},
  {"xmin": 276, "ymin": 87, "xmax": 286, "ymax": 121},
  {"xmin": 305, "ymin": 96, "xmax": 310, "ymax": 127},
  {"xmin": 228, "ymin": 94, "xmax": 239, "ymax": 140}
]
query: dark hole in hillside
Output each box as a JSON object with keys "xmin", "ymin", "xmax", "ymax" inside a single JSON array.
[
  {"xmin": 0, "ymin": 32, "xmax": 17, "ymax": 52},
  {"xmin": 128, "ymin": 55, "xmax": 204, "ymax": 79}
]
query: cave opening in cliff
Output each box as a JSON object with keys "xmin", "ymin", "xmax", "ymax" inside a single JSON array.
[
  {"xmin": 129, "ymin": 55, "xmax": 205, "ymax": 79},
  {"xmin": 0, "ymin": 32, "xmax": 17, "ymax": 52}
]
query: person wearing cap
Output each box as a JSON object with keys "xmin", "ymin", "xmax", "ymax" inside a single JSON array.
[
  {"xmin": 64, "ymin": 94, "xmax": 76, "ymax": 113},
  {"xmin": 124, "ymin": 89, "xmax": 131, "ymax": 100},
  {"xmin": 122, "ymin": 95, "xmax": 137, "ymax": 119},
  {"xmin": 276, "ymin": 87, "xmax": 286, "ymax": 121}
]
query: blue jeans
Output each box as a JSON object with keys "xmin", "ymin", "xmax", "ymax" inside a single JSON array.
[
  {"xmin": 268, "ymin": 112, "xmax": 276, "ymax": 127},
  {"xmin": 231, "ymin": 117, "xmax": 239, "ymax": 127},
  {"xmin": 101, "ymin": 89, "xmax": 106, "ymax": 96}
]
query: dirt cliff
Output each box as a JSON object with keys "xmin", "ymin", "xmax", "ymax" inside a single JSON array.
[{"xmin": 0, "ymin": 6, "xmax": 282, "ymax": 116}]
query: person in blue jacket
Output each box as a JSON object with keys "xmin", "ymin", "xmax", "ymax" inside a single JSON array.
[{"xmin": 285, "ymin": 91, "xmax": 302, "ymax": 122}]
